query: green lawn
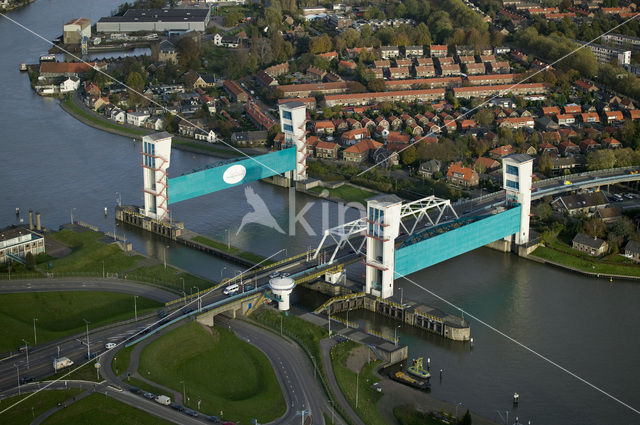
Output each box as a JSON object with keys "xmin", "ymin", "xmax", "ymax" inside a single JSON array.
[
  {"xmin": 331, "ymin": 341, "xmax": 387, "ymax": 425},
  {"xmin": 112, "ymin": 344, "xmax": 135, "ymax": 377},
  {"xmin": 0, "ymin": 291, "xmax": 161, "ymax": 352},
  {"xmin": 138, "ymin": 321, "xmax": 285, "ymax": 423},
  {"xmin": 46, "ymin": 361, "xmax": 102, "ymax": 383},
  {"xmin": 29, "ymin": 228, "xmax": 211, "ymax": 292},
  {"xmin": 310, "ymin": 185, "xmax": 377, "ymax": 205},
  {"xmin": 393, "ymin": 405, "xmax": 449, "ymax": 425},
  {"xmin": 62, "ymin": 96, "xmax": 147, "ymax": 137},
  {"xmin": 0, "ymin": 389, "xmax": 82, "ymax": 425},
  {"xmin": 191, "ymin": 235, "xmax": 273, "ymax": 265},
  {"xmin": 42, "ymin": 393, "xmax": 174, "ymax": 425},
  {"xmin": 532, "ymin": 244, "xmax": 640, "ymax": 277}
]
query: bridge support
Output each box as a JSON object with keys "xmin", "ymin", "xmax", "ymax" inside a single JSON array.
[
  {"xmin": 142, "ymin": 132, "xmax": 172, "ymax": 221},
  {"xmin": 502, "ymin": 154, "xmax": 534, "ymax": 245},
  {"xmin": 278, "ymin": 101, "xmax": 307, "ymax": 182},
  {"xmin": 364, "ymin": 195, "xmax": 403, "ymax": 299}
]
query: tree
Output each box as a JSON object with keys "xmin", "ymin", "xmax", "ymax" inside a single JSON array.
[
  {"xmin": 401, "ymin": 146, "xmax": 417, "ymax": 165},
  {"xmin": 538, "ymin": 153, "xmax": 553, "ymax": 176},
  {"xmin": 25, "ymin": 252, "xmax": 35, "ymax": 270},
  {"xmin": 461, "ymin": 409, "xmax": 472, "ymax": 425},
  {"xmin": 584, "ymin": 217, "xmax": 606, "ymax": 238},
  {"xmin": 309, "ymin": 34, "xmax": 332, "ymax": 54},
  {"xmin": 587, "ymin": 149, "xmax": 616, "ymax": 170},
  {"xmin": 125, "ymin": 71, "xmax": 145, "ymax": 105},
  {"xmin": 367, "ymin": 78, "xmax": 386, "ymax": 92},
  {"xmin": 347, "ymin": 81, "xmax": 366, "ymax": 94},
  {"xmin": 177, "ymin": 36, "xmax": 200, "ymax": 69},
  {"xmin": 534, "ymin": 202, "xmax": 553, "ymax": 221},
  {"xmin": 475, "ymin": 108, "xmax": 494, "ymax": 127}
]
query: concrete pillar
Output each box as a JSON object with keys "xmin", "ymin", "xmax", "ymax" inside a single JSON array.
[
  {"xmin": 364, "ymin": 195, "xmax": 403, "ymax": 299},
  {"xmin": 278, "ymin": 101, "xmax": 307, "ymax": 181},
  {"xmin": 142, "ymin": 132, "xmax": 172, "ymax": 221},
  {"xmin": 28, "ymin": 210, "xmax": 33, "ymax": 230},
  {"xmin": 35, "ymin": 212, "xmax": 41, "ymax": 231},
  {"xmin": 502, "ymin": 154, "xmax": 534, "ymax": 245}
]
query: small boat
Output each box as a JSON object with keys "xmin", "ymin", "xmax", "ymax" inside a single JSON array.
[
  {"xmin": 392, "ymin": 371, "xmax": 429, "ymax": 389},
  {"xmin": 407, "ymin": 357, "xmax": 431, "ymax": 379},
  {"xmin": 19, "ymin": 63, "xmax": 27, "ymax": 71}
]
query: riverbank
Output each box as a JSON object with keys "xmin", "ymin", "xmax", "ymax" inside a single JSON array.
[
  {"xmin": 59, "ymin": 94, "xmax": 250, "ymax": 159},
  {"xmin": 0, "ymin": 0, "xmax": 35, "ymax": 12}
]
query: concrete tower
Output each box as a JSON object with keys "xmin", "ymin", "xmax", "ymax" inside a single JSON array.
[
  {"xmin": 269, "ymin": 276, "xmax": 295, "ymax": 311},
  {"xmin": 278, "ymin": 101, "xmax": 307, "ymax": 181},
  {"xmin": 365, "ymin": 195, "xmax": 403, "ymax": 299},
  {"xmin": 142, "ymin": 132, "xmax": 172, "ymax": 221},
  {"xmin": 502, "ymin": 154, "xmax": 533, "ymax": 245}
]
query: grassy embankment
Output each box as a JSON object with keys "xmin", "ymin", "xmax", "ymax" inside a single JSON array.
[
  {"xmin": 2, "ymin": 228, "xmax": 212, "ymax": 292},
  {"xmin": 41, "ymin": 393, "xmax": 174, "ymax": 425},
  {"xmin": 393, "ymin": 405, "xmax": 449, "ymax": 425},
  {"xmin": 331, "ymin": 340, "xmax": 386, "ymax": 425},
  {"xmin": 62, "ymin": 96, "xmax": 241, "ymax": 157},
  {"xmin": 309, "ymin": 185, "xmax": 377, "ymax": 205},
  {"xmin": 0, "ymin": 389, "xmax": 82, "ymax": 425},
  {"xmin": 191, "ymin": 235, "xmax": 273, "ymax": 265},
  {"xmin": 0, "ymin": 291, "xmax": 161, "ymax": 352},
  {"xmin": 138, "ymin": 321, "xmax": 285, "ymax": 423},
  {"xmin": 532, "ymin": 237, "xmax": 640, "ymax": 277}
]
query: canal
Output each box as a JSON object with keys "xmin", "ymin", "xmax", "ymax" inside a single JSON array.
[{"xmin": 1, "ymin": 1, "xmax": 640, "ymax": 424}]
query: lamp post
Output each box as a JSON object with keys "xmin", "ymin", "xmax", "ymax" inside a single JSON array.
[
  {"xmin": 399, "ymin": 287, "xmax": 404, "ymax": 305},
  {"xmin": 327, "ymin": 306, "xmax": 331, "ymax": 337},
  {"xmin": 220, "ymin": 267, "xmax": 227, "ymax": 280},
  {"xmin": 225, "ymin": 229, "xmax": 230, "ymax": 250},
  {"xmin": 33, "ymin": 317, "xmax": 38, "ymax": 346},
  {"xmin": 182, "ymin": 291, "xmax": 187, "ymax": 306},
  {"xmin": 163, "ymin": 245, "xmax": 169, "ymax": 269},
  {"xmin": 14, "ymin": 364, "xmax": 20, "ymax": 395},
  {"xmin": 102, "ymin": 260, "xmax": 105, "ymax": 278},
  {"xmin": 180, "ymin": 380, "xmax": 186, "ymax": 405},
  {"xmin": 280, "ymin": 314, "xmax": 283, "ymax": 336},
  {"xmin": 355, "ymin": 370, "xmax": 359, "ymax": 409},
  {"xmin": 456, "ymin": 402, "xmax": 464, "ymax": 421},
  {"xmin": 134, "ymin": 295, "xmax": 138, "ymax": 321},
  {"xmin": 193, "ymin": 286, "xmax": 200, "ymax": 311},
  {"xmin": 21, "ymin": 339, "xmax": 29, "ymax": 369},
  {"xmin": 180, "ymin": 277, "xmax": 185, "ymax": 292},
  {"xmin": 394, "ymin": 325, "xmax": 401, "ymax": 347},
  {"xmin": 83, "ymin": 319, "xmax": 90, "ymax": 359}
]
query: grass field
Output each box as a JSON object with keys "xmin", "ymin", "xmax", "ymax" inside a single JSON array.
[
  {"xmin": 331, "ymin": 340, "xmax": 386, "ymax": 425},
  {"xmin": 393, "ymin": 405, "xmax": 447, "ymax": 425},
  {"xmin": 42, "ymin": 393, "xmax": 174, "ymax": 425},
  {"xmin": 36, "ymin": 229, "xmax": 211, "ymax": 292},
  {"xmin": 309, "ymin": 185, "xmax": 377, "ymax": 205},
  {"xmin": 191, "ymin": 235, "xmax": 272, "ymax": 265},
  {"xmin": 532, "ymin": 243, "xmax": 640, "ymax": 277},
  {"xmin": 46, "ymin": 361, "xmax": 102, "ymax": 383},
  {"xmin": 138, "ymin": 321, "xmax": 285, "ymax": 423},
  {"xmin": 0, "ymin": 291, "xmax": 161, "ymax": 352},
  {"xmin": 112, "ymin": 344, "xmax": 135, "ymax": 377},
  {"xmin": 0, "ymin": 389, "xmax": 82, "ymax": 425}
]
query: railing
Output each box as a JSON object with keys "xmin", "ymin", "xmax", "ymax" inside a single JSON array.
[{"xmin": 315, "ymin": 292, "xmax": 366, "ymax": 313}]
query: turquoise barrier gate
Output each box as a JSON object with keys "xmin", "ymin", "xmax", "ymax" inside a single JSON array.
[
  {"xmin": 394, "ymin": 205, "xmax": 521, "ymax": 278},
  {"xmin": 168, "ymin": 147, "xmax": 296, "ymax": 204}
]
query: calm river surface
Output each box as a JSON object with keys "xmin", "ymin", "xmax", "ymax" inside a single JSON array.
[{"xmin": 1, "ymin": 2, "xmax": 639, "ymax": 424}]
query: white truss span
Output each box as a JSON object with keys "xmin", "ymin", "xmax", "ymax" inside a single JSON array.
[
  {"xmin": 399, "ymin": 195, "xmax": 458, "ymax": 235},
  {"xmin": 313, "ymin": 195, "xmax": 458, "ymax": 265},
  {"xmin": 313, "ymin": 217, "xmax": 367, "ymax": 264}
]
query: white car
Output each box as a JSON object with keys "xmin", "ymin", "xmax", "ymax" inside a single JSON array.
[{"xmin": 105, "ymin": 343, "xmax": 116, "ymax": 350}]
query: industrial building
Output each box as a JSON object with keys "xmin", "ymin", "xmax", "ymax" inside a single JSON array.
[
  {"xmin": 63, "ymin": 18, "xmax": 91, "ymax": 44},
  {"xmin": 0, "ymin": 226, "xmax": 45, "ymax": 264},
  {"xmin": 96, "ymin": 8, "xmax": 211, "ymax": 33}
]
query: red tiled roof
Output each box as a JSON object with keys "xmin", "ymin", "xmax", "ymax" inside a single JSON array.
[
  {"xmin": 490, "ymin": 144, "xmax": 514, "ymax": 156},
  {"xmin": 447, "ymin": 162, "xmax": 475, "ymax": 181},
  {"xmin": 316, "ymin": 141, "xmax": 339, "ymax": 150},
  {"xmin": 344, "ymin": 139, "xmax": 382, "ymax": 154}
]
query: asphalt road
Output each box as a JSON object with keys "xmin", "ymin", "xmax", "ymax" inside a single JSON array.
[{"xmin": 0, "ymin": 278, "xmax": 178, "ymax": 303}]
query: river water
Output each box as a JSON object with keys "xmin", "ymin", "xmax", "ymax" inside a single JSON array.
[{"xmin": 1, "ymin": 2, "xmax": 640, "ymax": 424}]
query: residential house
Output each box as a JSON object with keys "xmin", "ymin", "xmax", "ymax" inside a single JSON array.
[
  {"xmin": 387, "ymin": 115, "xmax": 402, "ymax": 130},
  {"xmin": 602, "ymin": 137, "xmax": 623, "ymax": 148},
  {"xmin": 446, "ymin": 162, "xmax": 479, "ymax": 187},
  {"xmin": 489, "ymin": 144, "xmax": 514, "ymax": 158},
  {"xmin": 579, "ymin": 139, "xmax": 600, "ymax": 153},
  {"xmin": 341, "ymin": 128, "xmax": 370, "ymax": 145},
  {"xmin": 596, "ymin": 206, "xmax": 622, "ymax": 223},
  {"xmin": 498, "ymin": 117, "xmax": 534, "ymax": 129},
  {"xmin": 346, "ymin": 118, "xmax": 362, "ymax": 129},
  {"xmin": 414, "ymin": 66, "xmax": 436, "ymax": 77},
  {"xmin": 395, "ymin": 59, "xmax": 413, "ymax": 67},
  {"xmin": 193, "ymin": 74, "xmax": 216, "ymax": 89},
  {"xmin": 386, "ymin": 132, "xmax": 411, "ymax": 144},
  {"xmin": 380, "ymin": 46, "xmax": 400, "ymax": 59},
  {"xmin": 223, "ymin": 80, "xmax": 248, "ymax": 102},
  {"xmin": 572, "ymin": 232, "xmax": 608, "ymax": 256},
  {"xmin": 256, "ymin": 70, "xmax": 277, "ymax": 87},
  {"xmin": 581, "ymin": 112, "xmax": 600, "ymax": 123},
  {"xmin": 315, "ymin": 121, "xmax": 335, "ymax": 134},
  {"xmin": 374, "ymin": 60, "xmax": 391, "ymax": 68},
  {"xmin": 126, "ymin": 111, "xmax": 149, "ymax": 127},
  {"xmin": 623, "ymin": 240, "xmax": 640, "ymax": 261},
  {"xmin": 342, "ymin": 139, "xmax": 383, "ymax": 163},
  {"xmin": 539, "ymin": 142, "xmax": 559, "ymax": 156},
  {"xmin": 551, "ymin": 192, "xmax": 608, "ymax": 216},
  {"xmin": 375, "ymin": 116, "xmax": 389, "ymax": 129},
  {"xmin": 418, "ymin": 159, "xmax": 441, "ymax": 178},
  {"xmin": 465, "ymin": 63, "xmax": 486, "ymax": 75},
  {"xmin": 559, "ymin": 141, "xmax": 581, "ymax": 156},
  {"xmin": 178, "ymin": 118, "xmax": 206, "ymax": 138},
  {"xmin": 158, "ymin": 40, "xmax": 177, "ymax": 63},
  {"xmin": 388, "ymin": 67, "xmax": 411, "ymax": 79},
  {"xmin": 316, "ymin": 141, "xmax": 339, "ymax": 159},
  {"xmin": 542, "ymin": 106, "xmax": 560, "ymax": 116},
  {"xmin": 605, "ymin": 110, "xmax": 624, "ymax": 123},
  {"xmin": 59, "ymin": 76, "xmax": 80, "ymax": 93},
  {"xmin": 429, "ymin": 45, "xmax": 448, "ymax": 57},
  {"xmin": 405, "ymin": 45, "xmax": 423, "ymax": 56},
  {"xmin": 372, "ymin": 148, "xmax": 399, "ymax": 168},
  {"xmin": 474, "ymin": 156, "xmax": 500, "ymax": 172},
  {"xmin": 110, "ymin": 109, "xmax": 126, "ymax": 124},
  {"xmin": 563, "ymin": 104, "xmax": 581, "ymax": 114},
  {"xmin": 556, "ymin": 114, "xmax": 576, "ymax": 126}
]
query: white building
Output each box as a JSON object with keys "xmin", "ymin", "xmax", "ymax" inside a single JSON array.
[
  {"xmin": 278, "ymin": 101, "xmax": 307, "ymax": 181},
  {"xmin": 97, "ymin": 9, "xmax": 211, "ymax": 33},
  {"xmin": 63, "ymin": 18, "xmax": 91, "ymax": 44},
  {"xmin": 502, "ymin": 154, "xmax": 533, "ymax": 245},
  {"xmin": 111, "ymin": 109, "xmax": 126, "ymax": 123},
  {"xmin": 195, "ymin": 130, "xmax": 218, "ymax": 143},
  {"xmin": 127, "ymin": 111, "xmax": 150, "ymax": 127},
  {"xmin": 0, "ymin": 227, "xmax": 45, "ymax": 264},
  {"xmin": 365, "ymin": 195, "xmax": 403, "ymax": 299},
  {"xmin": 59, "ymin": 76, "xmax": 80, "ymax": 93},
  {"xmin": 582, "ymin": 41, "xmax": 631, "ymax": 65},
  {"xmin": 142, "ymin": 132, "xmax": 172, "ymax": 221}
]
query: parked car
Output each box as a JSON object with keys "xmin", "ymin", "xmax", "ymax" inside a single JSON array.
[
  {"xmin": 169, "ymin": 403, "xmax": 185, "ymax": 411},
  {"xmin": 128, "ymin": 386, "xmax": 141, "ymax": 394},
  {"xmin": 184, "ymin": 408, "xmax": 199, "ymax": 417},
  {"xmin": 142, "ymin": 392, "xmax": 155, "ymax": 399}
]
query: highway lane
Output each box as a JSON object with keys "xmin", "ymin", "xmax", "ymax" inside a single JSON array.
[{"xmin": 0, "ymin": 278, "xmax": 179, "ymax": 303}]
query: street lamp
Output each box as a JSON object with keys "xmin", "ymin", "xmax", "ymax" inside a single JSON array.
[
  {"xmin": 14, "ymin": 364, "xmax": 20, "ymax": 395},
  {"xmin": 102, "ymin": 260, "xmax": 105, "ymax": 278},
  {"xmin": 180, "ymin": 277, "xmax": 185, "ymax": 292},
  {"xmin": 456, "ymin": 402, "xmax": 464, "ymax": 421},
  {"xmin": 220, "ymin": 267, "xmax": 227, "ymax": 280},
  {"xmin": 33, "ymin": 317, "xmax": 38, "ymax": 346},
  {"xmin": 280, "ymin": 314, "xmax": 283, "ymax": 336},
  {"xmin": 134, "ymin": 296, "xmax": 138, "ymax": 321},
  {"xmin": 180, "ymin": 380, "xmax": 186, "ymax": 406},
  {"xmin": 225, "ymin": 229, "xmax": 230, "ymax": 250},
  {"xmin": 355, "ymin": 370, "xmax": 359, "ymax": 409},
  {"xmin": 21, "ymin": 339, "xmax": 29, "ymax": 369},
  {"xmin": 163, "ymin": 245, "xmax": 169, "ymax": 269},
  {"xmin": 83, "ymin": 319, "xmax": 90, "ymax": 359},
  {"xmin": 394, "ymin": 325, "xmax": 401, "ymax": 347},
  {"xmin": 399, "ymin": 287, "xmax": 404, "ymax": 305}
]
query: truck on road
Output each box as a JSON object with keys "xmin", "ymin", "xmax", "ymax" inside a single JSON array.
[
  {"xmin": 155, "ymin": 395, "xmax": 171, "ymax": 405},
  {"xmin": 53, "ymin": 357, "xmax": 74, "ymax": 371}
]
